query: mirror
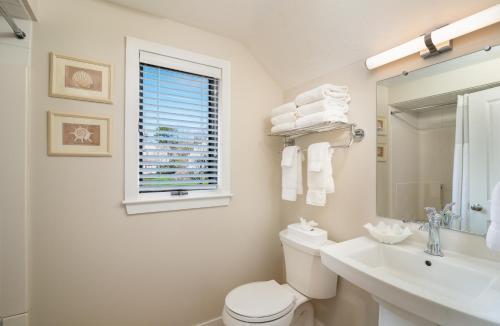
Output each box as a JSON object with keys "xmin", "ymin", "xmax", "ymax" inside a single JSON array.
[{"xmin": 376, "ymin": 45, "xmax": 500, "ymax": 235}]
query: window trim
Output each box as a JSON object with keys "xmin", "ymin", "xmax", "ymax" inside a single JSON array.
[{"xmin": 123, "ymin": 37, "xmax": 231, "ymax": 214}]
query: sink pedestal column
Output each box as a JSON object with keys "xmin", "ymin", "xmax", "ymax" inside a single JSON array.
[{"xmin": 373, "ymin": 296, "xmax": 437, "ymax": 326}]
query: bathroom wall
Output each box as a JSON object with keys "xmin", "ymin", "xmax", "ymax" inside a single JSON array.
[
  {"xmin": 0, "ymin": 18, "xmax": 32, "ymax": 326},
  {"xmin": 390, "ymin": 112, "xmax": 420, "ymax": 219},
  {"xmin": 282, "ymin": 24, "xmax": 500, "ymax": 326},
  {"xmin": 379, "ymin": 104, "xmax": 456, "ymax": 220},
  {"xmin": 29, "ymin": 0, "xmax": 284, "ymax": 325},
  {"xmin": 417, "ymin": 113, "xmax": 455, "ymax": 218}
]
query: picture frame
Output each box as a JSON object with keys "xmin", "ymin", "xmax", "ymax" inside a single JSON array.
[
  {"xmin": 49, "ymin": 53, "xmax": 113, "ymax": 104},
  {"xmin": 47, "ymin": 111, "xmax": 112, "ymax": 156},
  {"xmin": 376, "ymin": 116, "xmax": 387, "ymax": 136},
  {"xmin": 377, "ymin": 143, "xmax": 388, "ymax": 162}
]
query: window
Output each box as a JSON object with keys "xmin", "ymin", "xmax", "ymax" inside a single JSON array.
[{"xmin": 124, "ymin": 37, "xmax": 231, "ymax": 214}]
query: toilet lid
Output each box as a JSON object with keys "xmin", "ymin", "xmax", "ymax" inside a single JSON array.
[{"xmin": 225, "ymin": 280, "xmax": 295, "ymax": 322}]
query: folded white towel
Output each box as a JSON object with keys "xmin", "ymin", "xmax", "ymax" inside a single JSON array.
[
  {"xmin": 296, "ymin": 111, "xmax": 348, "ymax": 128},
  {"xmin": 297, "ymin": 98, "xmax": 349, "ymax": 117},
  {"xmin": 486, "ymin": 182, "xmax": 500, "ymax": 251},
  {"xmin": 307, "ymin": 143, "xmax": 334, "ymax": 206},
  {"xmin": 271, "ymin": 122, "xmax": 296, "ymax": 134},
  {"xmin": 271, "ymin": 102, "xmax": 297, "ymax": 117},
  {"xmin": 271, "ymin": 112, "xmax": 296, "ymax": 126},
  {"xmin": 295, "ymin": 84, "xmax": 350, "ymax": 107},
  {"xmin": 282, "ymin": 146, "xmax": 304, "ymax": 201}
]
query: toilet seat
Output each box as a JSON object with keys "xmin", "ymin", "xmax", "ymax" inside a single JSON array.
[{"xmin": 224, "ymin": 280, "xmax": 296, "ymax": 323}]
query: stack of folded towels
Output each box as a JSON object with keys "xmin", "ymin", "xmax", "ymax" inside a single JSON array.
[
  {"xmin": 270, "ymin": 84, "xmax": 351, "ymax": 133},
  {"xmin": 270, "ymin": 102, "xmax": 297, "ymax": 134},
  {"xmin": 295, "ymin": 84, "xmax": 350, "ymax": 128}
]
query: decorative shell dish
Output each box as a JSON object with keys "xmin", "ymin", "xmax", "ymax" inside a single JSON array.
[{"xmin": 364, "ymin": 221, "xmax": 413, "ymax": 245}]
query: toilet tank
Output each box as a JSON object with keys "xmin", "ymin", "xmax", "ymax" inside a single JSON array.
[{"xmin": 279, "ymin": 224, "xmax": 338, "ymax": 299}]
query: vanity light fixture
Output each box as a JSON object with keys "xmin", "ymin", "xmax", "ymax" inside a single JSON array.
[{"xmin": 365, "ymin": 4, "xmax": 500, "ymax": 70}]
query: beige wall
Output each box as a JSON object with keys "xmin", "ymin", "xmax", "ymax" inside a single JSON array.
[
  {"xmin": 283, "ymin": 24, "xmax": 500, "ymax": 326},
  {"xmin": 0, "ymin": 19, "xmax": 32, "ymax": 322},
  {"xmin": 417, "ymin": 122, "xmax": 455, "ymax": 218},
  {"xmin": 28, "ymin": 2, "xmax": 500, "ymax": 325},
  {"xmin": 29, "ymin": 0, "xmax": 284, "ymax": 325}
]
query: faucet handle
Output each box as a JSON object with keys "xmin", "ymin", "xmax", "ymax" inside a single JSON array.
[
  {"xmin": 418, "ymin": 222, "xmax": 430, "ymax": 231},
  {"xmin": 442, "ymin": 202, "xmax": 454, "ymax": 211},
  {"xmin": 424, "ymin": 207, "xmax": 437, "ymax": 218},
  {"xmin": 440, "ymin": 202, "xmax": 455, "ymax": 215},
  {"xmin": 424, "ymin": 207, "xmax": 442, "ymax": 224}
]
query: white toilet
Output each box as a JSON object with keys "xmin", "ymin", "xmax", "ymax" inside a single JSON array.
[{"xmin": 222, "ymin": 223, "xmax": 338, "ymax": 326}]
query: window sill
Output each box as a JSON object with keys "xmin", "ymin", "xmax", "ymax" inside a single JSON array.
[{"xmin": 122, "ymin": 193, "xmax": 233, "ymax": 215}]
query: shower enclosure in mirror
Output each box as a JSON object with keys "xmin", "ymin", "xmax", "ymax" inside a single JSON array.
[{"xmin": 376, "ymin": 45, "xmax": 500, "ymax": 235}]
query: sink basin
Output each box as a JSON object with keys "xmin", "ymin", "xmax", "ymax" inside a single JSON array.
[{"xmin": 320, "ymin": 236, "xmax": 500, "ymax": 326}]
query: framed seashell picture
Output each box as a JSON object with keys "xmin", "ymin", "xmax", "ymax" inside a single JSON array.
[
  {"xmin": 49, "ymin": 53, "xmax": 113, "ymax": 104},
  {"xmin": 47, "ymin": 111, "xmax": 112, "ymax": 156}
]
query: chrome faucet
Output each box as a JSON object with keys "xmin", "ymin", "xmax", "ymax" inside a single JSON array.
[{"xmin": 420, "ymin": 207, "xmax": 444, "ymax": 257}]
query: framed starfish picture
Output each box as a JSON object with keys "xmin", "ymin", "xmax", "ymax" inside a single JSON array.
[{"xmin": 47, "ymin": 111, "xmax": 112, "ymax": 156}]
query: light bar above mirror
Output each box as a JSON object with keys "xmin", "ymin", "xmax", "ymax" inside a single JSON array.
[{"xmin": 365, "ymin": 4, "xmax": 500, "ymax": 70}]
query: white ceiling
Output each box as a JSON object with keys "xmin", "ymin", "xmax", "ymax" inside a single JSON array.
[{"xmin": 107, "ymin": 0, "xmax": 500, "ymax": 90}]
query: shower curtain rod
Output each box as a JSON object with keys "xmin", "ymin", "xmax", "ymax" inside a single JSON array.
[
  {"xmin": 391, "ymin": 101, "xmax": 457, "ymax": 115},
  {"xmin": 0, "ymin": 4, "xmax": 26, "ymax": 39}
]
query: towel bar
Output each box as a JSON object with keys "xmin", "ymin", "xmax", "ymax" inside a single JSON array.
[{"xmin": 269, "ymin": 121, "xmax": 365, "ymax": 150}]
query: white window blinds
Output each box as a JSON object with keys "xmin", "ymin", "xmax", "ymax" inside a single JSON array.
[{"xmin": 138, "ymin": 53, "xmax": 220, "ymax": 194}]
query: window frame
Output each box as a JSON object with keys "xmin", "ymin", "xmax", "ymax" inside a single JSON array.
[{"xmin": 123, "ymin": 37, "xmax": 231, "ymax": 214}]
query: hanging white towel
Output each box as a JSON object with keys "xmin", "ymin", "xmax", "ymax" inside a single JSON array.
[
  {"xmin": 295, "ymin": 84, "xmax": 350, "ymax": 107},
  {"xmin": 297, "ymin": 98, "xmax": 349, "ymax": 117},
  {"xmin": 282, "ymin": 146, "xmax": 304, "ymax": 201},
  {"xmin": 296, "ymin": 111, "xmax": 348, "ymax": 128},
  {"xmin": 486, "ymin": 182, "xmax": 500, "ymax": 251},
  {"xmin": 271, "ymin": 122, "xmax": 296, "ymax": 134},
  {"xmin": 271, "ymin": 102, "xmax": 297, "ymax": 117},
  {"xmin": 271, "ymin": 111, "xmax": 296, "ymax": 126},
  {"xmin": 306, "ymin": 143, "xmax": 334, "ymax": 206}
]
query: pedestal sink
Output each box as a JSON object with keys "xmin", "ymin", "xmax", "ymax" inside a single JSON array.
[{"xmin": 320, "ymin": 237, "xmax": 500, "ymax": 326}]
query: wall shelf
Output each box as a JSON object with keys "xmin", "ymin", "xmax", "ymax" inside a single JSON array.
[{"xmin": 269, "ymin": 121, "xmax": 365, "ymax": 148}]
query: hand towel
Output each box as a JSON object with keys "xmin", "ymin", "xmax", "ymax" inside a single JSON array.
[
  {"xmin": 296, "ymin": 111, "xmax": 348, "ymax": 128},
  {"xmin": 297, "ymin": 98, "xmax": 349, "ymax": 117},
  {"xmin": 271, "ymin": 102, "xmax": 297, "ymax": 117},
  {"xmin": 271, "ymin": 122, "xmax": 296, "ymax": 134},
  {"xmin": 486, "ymin": 182, "xmax": 500, "ymax": 251},
  {"xmin": 295, "ymin": 84, "xmax": 350, "ymax": 107},
  {"xmin": 307, "ymin": 143, "xmax": 334, "ymax": 206},
  {"xmin": 271, "ymin": 111, "xmax": 296, "ymax": 126},
  {"xmin": 282, "ymin": 146, "xmax": 304, "ymax": 201}
]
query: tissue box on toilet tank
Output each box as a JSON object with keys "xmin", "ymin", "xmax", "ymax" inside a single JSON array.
[{"xmin": 287, "ymin": 223, "xmax": 328, "ymax": 246}]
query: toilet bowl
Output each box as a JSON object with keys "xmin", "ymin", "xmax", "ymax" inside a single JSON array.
[{"xmin": 222, "ymin": 224, "xmax": 338, "ymax": 326}]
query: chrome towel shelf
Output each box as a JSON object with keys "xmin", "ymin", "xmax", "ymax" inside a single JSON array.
[{"xmin": 269, "ymin": 121, "xmax": 365, "ymax": 149}]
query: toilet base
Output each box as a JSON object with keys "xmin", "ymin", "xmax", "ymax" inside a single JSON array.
[{"xmin": 290, "ymin": 301, "xmax": 314, "ymax": 326}]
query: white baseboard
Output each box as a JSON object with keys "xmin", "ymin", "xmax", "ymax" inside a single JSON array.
[{"xmin": 195, "ymin": 316, "xmax": 223, "ymax": 326}]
